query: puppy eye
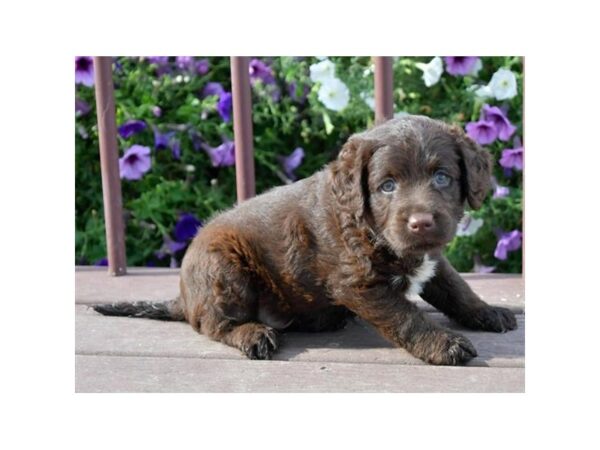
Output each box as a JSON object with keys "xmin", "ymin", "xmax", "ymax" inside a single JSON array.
[
  {"xmin": 432, "ymin": 170, "xmax": 452, "ymax": 188},
  {"xmin": 380, "ymin": 179, "xmax": 396, "ymax": 193}
]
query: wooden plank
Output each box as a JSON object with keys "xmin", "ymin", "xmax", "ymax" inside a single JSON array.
[
  {"xmin": 75, "ymin": 267, "xmax": 524, "ymax": 312},
  {"xmin": 76, "ymin": 306, "xmax": 524, "ymax": 368},
  {"xmin": 75, "ymin": 355, "xmax": 524, "ymax": 393},
  {"xmin": 374, "ymin": 56, "xmax": 394, "ymax": 123}
]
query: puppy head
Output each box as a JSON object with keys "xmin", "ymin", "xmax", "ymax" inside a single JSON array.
[{"xmin": 331, "ymin": 115, "xmax": 492, "ymax": 257}]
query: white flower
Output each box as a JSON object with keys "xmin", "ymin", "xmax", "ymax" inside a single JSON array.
[
  {"xmin": 394, "ymin": 111, "xmax": 410, "ymax": 118},
  {"xmin": 360, "ymin": 92, "xmax": 375, "ymax": 111},
  {"xmin": 318, "ymin": 77, "xmax": 350, "ymax": 111},
  {"xmin": 310, "ymin": 59, "xmax": 336, "ymax": 83},
  {"xmin": 456, "ymin": 214, "xmax": 484, "ymax": 237},
  {"xmin": 473, "ymin": 84, "xmax": 493, "ymax": 99},
  {"xmin": 415, "ymin": 57, "xmax": 443, "ymax": 87},
  {"xmin": 488, "ymin": 68, "xmax": 518, "ymax": 100}
]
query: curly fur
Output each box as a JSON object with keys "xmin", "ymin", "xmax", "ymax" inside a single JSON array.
[{"xmin": 93, "ymin": 115, "xmax": 517, "ymax": 365}]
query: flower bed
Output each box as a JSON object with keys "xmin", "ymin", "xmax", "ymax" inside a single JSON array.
[{"xmin": 75, "ymin": 56, "xmax": 522, "ymax": 272}]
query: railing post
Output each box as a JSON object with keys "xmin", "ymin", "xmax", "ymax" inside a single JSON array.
[
  {"xmin": 374, "ymin": 57, "xmax": 394, "ymax": 124},
  {"xmin": 93, "ymin": 56, "xmax": 127, "ymax": 276},
  {"xmin": 230, "ymin": 56, "xmax": 256, "ymax": 202}
]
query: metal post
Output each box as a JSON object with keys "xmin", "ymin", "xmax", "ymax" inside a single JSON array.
[
  {"xmin": 93, "ymin": 56, "xmax": 127, "ymax": 276},
  {"xmin": 230, "ymin": 56, "xmax": 256, "ymax": 202},
  {"xmin": 374, "ymin": 57, "xmax": 394, "ymax": 124}
]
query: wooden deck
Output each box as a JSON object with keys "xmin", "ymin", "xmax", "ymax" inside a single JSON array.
[{"xmin": 75, "ymin": 267, "xmax": 525, "ymax": 392}]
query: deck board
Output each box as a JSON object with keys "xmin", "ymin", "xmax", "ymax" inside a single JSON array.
[
  {"xmin": 75, "ymin": 355, "xmax": 524, "ymax": 393},
  {"xmin": 75, "ymin": 267, "xmax": 525, "ymax": 392}
]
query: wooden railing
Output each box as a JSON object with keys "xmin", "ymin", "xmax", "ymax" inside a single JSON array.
[{"xmin": 93, "ymin": 56, "xmax": 395, "ymax": 276}]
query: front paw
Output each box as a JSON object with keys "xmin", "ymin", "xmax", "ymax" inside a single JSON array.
[
  {"xmin": 415, "ymin": 330, "xmax": 478, "ymax": 366},
  {"xmin": 469, "ymin": 306, "xmax": 518, "ymax": 333}
]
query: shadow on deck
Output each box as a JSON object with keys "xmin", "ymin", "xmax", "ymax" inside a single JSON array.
[{"xmin": 75, "ymin": 267, "xmax": 525, "ymax": 393}]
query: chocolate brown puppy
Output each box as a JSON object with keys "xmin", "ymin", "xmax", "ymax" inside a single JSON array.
[{"xmin": 93, "ymin": 115, "xmax": 517, "ymax": 365}]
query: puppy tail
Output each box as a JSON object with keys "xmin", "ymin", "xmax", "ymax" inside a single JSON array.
[{"xmin": 91, "ymin": 297, "xmax": 185, "ymax": 322}]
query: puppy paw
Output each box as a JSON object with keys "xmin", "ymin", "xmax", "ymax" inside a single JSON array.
[
  {"xmin": 471, "ymin": 306, "xmax": 518, "ymax": 333},
  {"xmin": 420, "ymin": 331, "xmax": 478, "ymax": 366},
  {"xmin": 241, "ymin": 326, "xmax": 279, "ymax": 360}
]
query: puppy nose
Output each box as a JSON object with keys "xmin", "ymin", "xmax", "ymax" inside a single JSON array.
[{"xmin": 407, "ymin": 213, "xmax": 434, "ymax": 233}]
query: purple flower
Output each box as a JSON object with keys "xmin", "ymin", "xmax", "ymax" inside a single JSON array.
[
  {"xmin": 152, "ymin": 106, "xmax": 162, "ymax": 117},
  {"xmin": 174, "ymin": 213, "xmax": 203, "ymax": 242},
  {"xmin": 153, "ymin": 126, "xmax": 176, "ymax": 150},
  {"xmin": 196, "ymin": 59, "xmax": 210, "ymax": 75},
  {"xmin": 278, "ymin": 147, "xmax": 305, "ymax": 180},
  {"xmin": 176, "ymin": 56, "xmax": 194, "ymax": 70},
  {"xmin": 94, "ymin": 257, "xmax": 108, "ymax": 266},
  {"xmin": 155, "ymin": 235, "xmax": 188, "ymax": 260},
  {"xmin": 499, "ymin": 145, "xmax": 523, "ymax": 171},
  {"xmin": 216, "ymin": 92, "xmax": 232, "ymax": 122},
  {"xmin": 118, "ymin": 120, "xmax": 147, "ymax": 139},
  {"xmin": 75, "ymin": 98, "xmax": 91, "ymax": 116},
  {"xmin": 203, "ymin": 140, "xmax": 236, "ymax": 167},
  {"xmin": 202, "ymin": 82, "xmax": 225, "ymax": 97},
  {"xmin": 493, "ymin": 185, "xmax": 511, "ymax": 199},
  {"xmin": 444, "ymin": 57, "xmax": 480, "ymax": 76},
  {"xmin": 465, "ymin": 119, "xmax": 498, "ymax": 145},
  {"xmin": 494, "ymin": 230, "xmax": 522, "ymax": 260},
  {"xmin": 147, "ymin": 57, "xmax": 171, "ymax": 76},
  {"xmin": 170, "ymin": 139, "xmax": 181, "ymax": 160},
  {"xmin": 147, "ymin": 56, "xmax": 169, "ymax": 65},
  {"xmin": 249, "ymin": 59, "xmax": 276, "ymax": 85},
  {"xmin": 119, "ymin": 145, "xmax": 152, "ymax": 180},
  {"xmin": 481, "ymin": 104, "xmax": 517, "ymax": 141},
  {"xmin": 75, "ymin": 57, "xmax": 94, "ymax": 86}
]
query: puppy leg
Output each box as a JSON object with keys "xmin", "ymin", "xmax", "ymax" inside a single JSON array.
[
  {"xmin": 420, "ymin": 256, "xmax": 518, "ymax": 332},
  {"xmin": 338, "ymin": 287, "xmax": 477, "ymax": 365}
]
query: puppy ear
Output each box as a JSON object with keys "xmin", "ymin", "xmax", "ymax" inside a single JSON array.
[
  {"xmin": 330, "ymin": 135, "xmax": 377, "ymax": 223},
  {"xmin": 453, "ymin": 128, "xmax": 493, "ymax": 210}
]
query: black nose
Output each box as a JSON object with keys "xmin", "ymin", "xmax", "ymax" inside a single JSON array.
[{"xmin": 407, "ymin": 213, "xmax": 434, "ymax": 234}]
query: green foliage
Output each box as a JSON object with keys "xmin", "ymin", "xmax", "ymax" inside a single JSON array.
[{"xmin": 75, "ymin": 56, "xmax": 523, "ymax": 272}]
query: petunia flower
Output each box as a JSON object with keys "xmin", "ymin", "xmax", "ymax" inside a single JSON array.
[
  {"xmin": 489, "ymin": 68, "xmax": 518, "ymax": 100},
  {"xmin": 415, "ymin": 57, "xmax": 443, "ymax": 87},
  {"xmin": 493, "ymin": 185, "xmax": 511, "ymax": 199},
  {"xmin": 494, "ymin": 230, "xmax": 522, "ymax": 260},
  {"xmin": 174, "ymin": 213, "xmax": 203, "ymax": 242},
  {"xmin": 119, "ymin": 145, "xmax": 152, "ymax": 180},
  {"xmin": 155, "ymin": 235, "xmax": 188, "ymax": 261},
  {"xmin": 176, "ymin": 56, "xmax": 194, "ymax": 70},
  {"xmin": 118, "ymin": 120, "xmax": 147, "ymax": 139},
  {"xmin": 317, "ymin": 77, "xmax": 350, "ymax": 112},
  {"xmin": 444, "ymin": 57, "xmax": 481, "ymax": 76},
  {"xmin": 153, "ymin": 126, "xmax": 176, "ymax": 150},
  {"xmin": 465, "ymin": 119, "xmax": 498, "ymax": 145},
  {"xmin": 278, "ymin": 147, "xmax": 305, "ymax": 181},
  {"xmin": 499, "ymin": 138, "xmax": 523, "ymax": 171},
  {"xmin": 152, "ymin": 106, "xmax": 162, "ymax": 117},
  {"xmin": 201, "ymin": 140, "xmax": 236, "ymax": 167},
  {"xmin": 216, "ymin": 91, "xmax": 232, "ymax": 122},
  {"xmin": 481, "ymin": 104, "xmax": 517, "ymax": 141},
  {"xmin": 309, "ymin": 59, "xmax": 336, "ymax": 83},
  {"xmin": 456, "ymin": 213, "xmax": 484, "ymax": 237},
  {"xmin": 196, "ymin": 59, "xmax": 210, "ymax": 75},
  {"xmin": 202, "ymin": 82, "xmax": 225, "ymax": 98},
  {"xmin": 75, "ymin": 57, "xmax": 94, "ymax": 87},
  {"xmin": 147, "ymin": 56, "xmax": 169, "ymax": 65},
  {"xmin": 94, "ymin": 257, "xmax": 108, "ymax": 266},
  {"xmin": 249, "ymin": 59, "xmax": 276, "ymax": 85}
]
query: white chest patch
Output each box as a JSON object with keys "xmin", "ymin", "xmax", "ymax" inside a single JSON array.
[{"xmin": 391, "ymin": 254, "xmax": 438, "ymax": 300}]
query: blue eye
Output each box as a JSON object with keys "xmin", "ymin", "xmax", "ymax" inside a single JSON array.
[
  {"xmin": 432, "ymin": 170, "xmax": 451, "ymax": 188},
  {"xmin": 380, "ymin": 179, "xmax": 396, "ymax": 193}
]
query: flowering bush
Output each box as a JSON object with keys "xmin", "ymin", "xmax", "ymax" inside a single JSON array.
[{"xmin": 75, "ymin": 56, "xmax": 523, "ymax": 272}]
